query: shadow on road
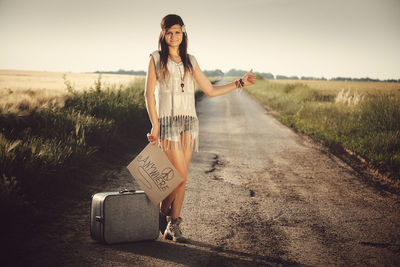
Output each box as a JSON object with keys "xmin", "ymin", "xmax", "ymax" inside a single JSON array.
[{"xmin": 108, "ymin": 238, "xmax": 301, "ymax": 266}]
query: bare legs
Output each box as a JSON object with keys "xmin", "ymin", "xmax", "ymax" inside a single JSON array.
[{"xmin": 160, "ymin": 133, "xmax": 194, "ymax": 219}]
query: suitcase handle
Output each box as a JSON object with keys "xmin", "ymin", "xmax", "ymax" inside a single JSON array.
[{"xmin": 119, "ymin": 189, "xmax": 136, "ymax": 194}]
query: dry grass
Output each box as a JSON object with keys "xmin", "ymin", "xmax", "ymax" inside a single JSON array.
[
  {"xmin": 0, "ymin": 69, "xmax": 144, "ymax": 114},
  {"xmin": 245, "ymin": 78, "xmax": 400, "ymax": 180},
  {"xmin": 0, "ymin": 69, "xmax": 143, "ymax": 91},
  {"xmin": 270, "ymin": 79, "xmax": 400, "ymax": 96},
  {"xmin": 334, "ymin": 89, "xmax": 365, "ymax": 106}
]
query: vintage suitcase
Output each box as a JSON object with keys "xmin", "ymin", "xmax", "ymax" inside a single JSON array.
[{"xmin": 90, "ymin": 189, "xmax": 159, "ymax": 244}]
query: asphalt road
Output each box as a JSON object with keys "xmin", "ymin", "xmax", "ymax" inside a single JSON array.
[{"xmin": 30, "ymin": 80, "xmax": 400, "ymax": 266}]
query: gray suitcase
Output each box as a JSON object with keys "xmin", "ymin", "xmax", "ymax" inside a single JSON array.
[{"xmin": 90, "ymin": 189, "xmax": 159, "ymax": 244}]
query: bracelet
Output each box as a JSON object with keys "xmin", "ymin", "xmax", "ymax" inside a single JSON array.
[
  {"xmin": 239, "ymin": 78, "xmax": 244, "ymax": 87},
  {"xmin": 235, "ymin": 80, "xmax": 243, "ymax": 89}
]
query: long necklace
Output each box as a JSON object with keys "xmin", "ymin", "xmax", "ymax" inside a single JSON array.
[
  {"xmin": 169, "ymin": 55, "xmax": 185, "ymax": 92},
  {"xmin": 177, "ymin": 64, "xmax": 184, "ymax": 92}
]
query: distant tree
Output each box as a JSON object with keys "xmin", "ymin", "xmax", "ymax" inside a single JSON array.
[
  {"xmin": 330, "ymin": 77, "xmax": 353, "ymax": 81},
  {"xmin": 276, "ymin": 75, "xmax": 289, "ymax": 80},
  {"xmin": 330, "ymin": 76, "xmax": 384, "ymax": 82},
  {"xmin": 255, "ymin": 72, "xmax": 274, "ymax": 79},
  {"xmin": 384, "ymin": 79, "xmax": 400, "ymax": 83},
  {"xmin": 94, "ymin": 69, "xmax": 146, "ymax": 75},
  {"xmin": 352, "ymin": 77, "xmax": 380, "ymax": 82},
  {"xmin": 225, "ymin": 69, "xmax": 247, "ymax": 77},
  {"xmin": 301, "ymin": 76, "xmax": 317, "ymax": 80},
  {"xmin": 203, "ymin": 69, "xmax": 224, "ymax": 77},
  {"xmin": 255, "ymin": 74, "xmax": 264, "ymax": 80}
]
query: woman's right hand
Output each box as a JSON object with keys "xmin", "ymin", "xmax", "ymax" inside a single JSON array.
[{"xmin": 147, "ymin": 124, "xmax": 159, "ymax": 145}]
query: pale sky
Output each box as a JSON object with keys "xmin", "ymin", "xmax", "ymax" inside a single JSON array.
[{"xmin": 0, "ymin": 0, "xmax": 399, "ymax": 79}]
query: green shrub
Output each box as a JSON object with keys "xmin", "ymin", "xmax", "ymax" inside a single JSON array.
[
  {"xmin": 0, "ymin": 76, "xmax": 149, "ymax": 200},
  {"xmin": 245, "ymin": 80, "xmax": 400, "ymax": 179}
]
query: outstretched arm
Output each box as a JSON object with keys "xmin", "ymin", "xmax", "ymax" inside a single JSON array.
[{"xmin": 192, "ymin": 59, "xmax": 257, "ymax": 97}]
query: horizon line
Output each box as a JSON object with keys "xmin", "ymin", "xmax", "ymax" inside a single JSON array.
[{"xmin": 0, "ymin": 68, "xmax": 399, "ymax": 81}]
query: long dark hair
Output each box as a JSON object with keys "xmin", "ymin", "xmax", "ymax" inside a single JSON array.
[{"xmin": 158, "ymin": 14, "xmax": 194, "ymax": 82}]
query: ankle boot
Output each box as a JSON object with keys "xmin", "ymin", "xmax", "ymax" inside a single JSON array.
[
  {"xmin": 164, "ymin": 216, "xmax": 187, "ymax": 243},
  {"xmin": 159, "ymin": 207, "xmax": 172, "ymax": 235},
  {"xmin": 159, "ymin": 210, "xmax": 168, "ymax": 235}
]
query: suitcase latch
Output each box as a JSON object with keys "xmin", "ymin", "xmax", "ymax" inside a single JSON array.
[
  {"xmin": 95, "ymin": 216, "xmax": 104, "ymax": 223},
  {"xmin": 119, "ymin": 189, "xmax": 136, "ymax": 194}
]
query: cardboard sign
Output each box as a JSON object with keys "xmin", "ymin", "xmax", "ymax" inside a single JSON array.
[{"xmin": 126, "ymin": 143, "xmax": 184, "ymax": 206}]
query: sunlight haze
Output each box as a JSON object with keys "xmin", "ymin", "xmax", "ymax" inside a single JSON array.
[{"xmin": 0, "ymin": 0, "xmax": 399, "ymax": 79}]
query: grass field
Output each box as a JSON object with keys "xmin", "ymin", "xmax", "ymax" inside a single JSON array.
[
  {"xmin": 1, "ymin": 76, "xmax": 147, "ymax": 202},
  {"xmin": 0, "ymin": 69, "xmax": 215, "ymax": 115},
  {"xmin": 0, "ymin": 69, "xmax": 143, "ymax": 115},
  {"xmin": 0, "ymin": 69, "xmax": 149, "ymax": 206},
  {"xmin": 242, "ymin": 78, "xmax": 400, "ymax": 182},
  {"xmin": 0, "ymin": 69, "xmax": 142, "ymax": 91},
  {"xmin": 270, "ymin": 79, "xmax": 400, "ymax": 96}
]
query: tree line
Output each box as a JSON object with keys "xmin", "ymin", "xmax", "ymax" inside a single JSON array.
[{"xmin": 94, "ymin": 69, "xmax": 400, "ymax": 83}]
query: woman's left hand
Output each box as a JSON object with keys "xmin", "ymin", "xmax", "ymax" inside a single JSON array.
[{"xmin": 241, "ymin": 69, "xmax": 257, "ymax": 86}]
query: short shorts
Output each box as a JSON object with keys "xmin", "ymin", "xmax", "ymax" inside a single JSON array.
[{"xmin": 160, "ymin": 118, "xmax": 198, "ymax": 142}]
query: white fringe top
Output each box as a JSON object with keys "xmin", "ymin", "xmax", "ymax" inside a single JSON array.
[{"xmin": 149, "ymin": 50, "xmax": 200, "ymax": 152}]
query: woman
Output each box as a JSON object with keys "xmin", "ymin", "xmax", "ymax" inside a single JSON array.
[{"xmin": 144, "ymin": 14, "xmax": 256, "ymax": 242}]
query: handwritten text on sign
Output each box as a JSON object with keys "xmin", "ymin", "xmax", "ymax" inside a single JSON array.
[
  {"xmin": 127, "ymin": 143, "xmax": 184, "ymax": 206},
  {"xmin": 137, "ymin": 154, "xmax": 174, "ymax": 192}
]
